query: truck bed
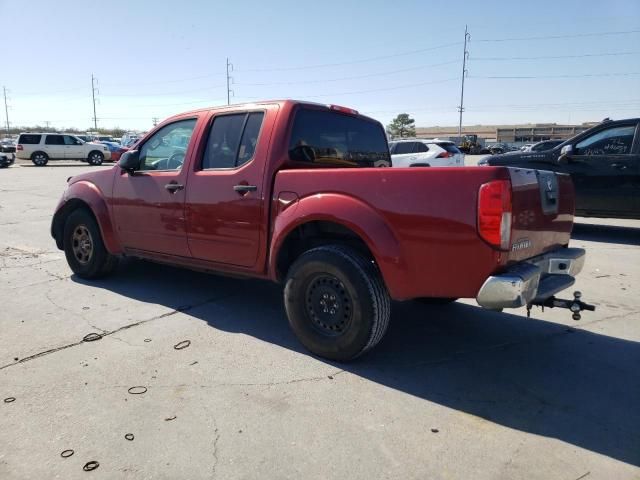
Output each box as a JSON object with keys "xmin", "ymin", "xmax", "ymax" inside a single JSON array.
[{"xmin": 272, "ymin": 166, "xmax": 574, "ymax": 300}]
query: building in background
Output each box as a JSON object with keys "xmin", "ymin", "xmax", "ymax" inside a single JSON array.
[{"xmin": 416, "ymin": 122, "xmax": 598, "ymax": 146}]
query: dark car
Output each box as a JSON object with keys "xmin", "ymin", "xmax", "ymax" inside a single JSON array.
[
  {"xmin": 1, "ymin": 139, "xmax": 16, "ymax": 153},
  {"xmin": 0, "ymin": 152, "xmax": 15, "ymax": 168},
  {"xmin": 529, "ymin": 139, "xmax": 565, "ymax": 152},
  {"xmin": 480, "ymin": 118, "xmax": 640, "ymax": 219}
]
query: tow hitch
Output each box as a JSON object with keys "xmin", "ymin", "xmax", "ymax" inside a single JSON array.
[{"xmin": 527, "ymin": 291, "xmax": 596, "ymax": 320}]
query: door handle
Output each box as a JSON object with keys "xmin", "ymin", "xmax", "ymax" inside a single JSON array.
[
  {"xmin": 611, "ymin": 163, "xmax": 627, "ymax": 170},
  {"xmin": 164, "ymin": 182, "xmax": 184, "ymax": 193},
  {"xmin": 233, "ymin": 184, "xmax": 257, "ymax": 193}
]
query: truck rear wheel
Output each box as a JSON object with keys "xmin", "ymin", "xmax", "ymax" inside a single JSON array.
[
  {"xmin": 284, "ymin": 245, "xmax": 391, "ymax": 361},
  {"xmin": 63, "ymin": 209, "xmax": 117, "ymax": 279}
]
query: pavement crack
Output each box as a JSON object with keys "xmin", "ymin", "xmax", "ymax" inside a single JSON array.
[
  {"xmin": 211, "ymin": 427, "xmax": 220, "ymax": 478},
  {"xmin": 0, "ymin": 292, "xmax": 236, "ymax": 370}
]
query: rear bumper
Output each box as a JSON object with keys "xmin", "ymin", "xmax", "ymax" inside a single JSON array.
[{"xmin": 476, "ymin": 247, "xmax": 585, "ymax": 309}]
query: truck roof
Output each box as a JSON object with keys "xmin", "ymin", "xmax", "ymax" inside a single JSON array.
[{"xmin": 168, "ymin": 99, "xmax": 380, "ymax": 124}]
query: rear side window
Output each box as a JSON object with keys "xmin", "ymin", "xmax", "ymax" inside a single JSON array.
[
  {"xmin": 392, "ymin": 142, "xmax": 414, "ymax": 155},
  {"xmin": 18, "ymin": 134, "xmax": 41, "ymax": 144},
  {"xmin": 414, "ymin": 142, "xmax": 429, "ymax": 153},
  {"xmin": 437, "ymin": 143, "xmax": 461, "ymax": 154},
  {"xmin": 202, "ymin": 112, "xmax": 265, "ymax": 169},
  {"xmin": 288, "ymin": 109, "xmax": 390, "ymax": 167},
  {"xmin": 45, "ymin": 135, "xmax": 64, "ymax": 145}
]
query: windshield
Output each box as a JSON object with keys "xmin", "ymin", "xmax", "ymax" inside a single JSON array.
[{"xmin": 288, "ymin": 108, "xmax": 390, "ymax": 167}]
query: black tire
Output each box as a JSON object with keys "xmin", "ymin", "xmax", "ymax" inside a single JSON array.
[
  {"xmin": 31, "ymin": 151, "xmax": 49, "ymax": 166},
  {"xmin": 88, "ymin": 151, "xmax": 104, "ymax": 166},
  {"xmin": 284, "ymin": 245, "xmax": 391, "ymax": 361},
  {"xmin": 416, "ymin": 297, "xmax": 458, "ymax": 305},
  {"xmin": 63, "ymin": 209, "xmax": 117, "ymax": 279}
]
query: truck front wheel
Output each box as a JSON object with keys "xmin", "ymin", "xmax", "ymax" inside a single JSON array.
[
  {"xmin": 284, "ymin": 245, "xmax": 391, "ymax": 361},
  {"xmin": 63, "ymin": 209, "xmax": 117, "ymax": 279}
]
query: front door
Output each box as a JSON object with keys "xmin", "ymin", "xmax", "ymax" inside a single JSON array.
[
  {"xmin": 112, "ymin": 118, "xmax": 199, "ymax": 257},
  {"xmin": 44, "ymin": 134, "xmax": 66, "ymax": 159},
  {"xmin": 565, "ymin": 122, "xmax": 639, "ymax": 216},
  {"xmin": 64, "ymin": 135, "xmax": 85, "ymax": 159},
  {"xmin": 185, "ymin": 107, "xmax": 276, "ymax": 268}
]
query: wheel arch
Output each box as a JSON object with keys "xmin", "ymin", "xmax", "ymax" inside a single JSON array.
[
  {"xmin": 52, "ymin": 181, "xmax": 121, "ymax": 254},
  {"xmin": 269, "ymin": 193, "xmax": 406, "ymax": 298}
]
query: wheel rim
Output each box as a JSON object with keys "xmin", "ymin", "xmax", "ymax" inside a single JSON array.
[
  {"xmin": 34, "ymin": 154, "xmax": 45, "ymax": 165},
  {"xmin": 71, "ymin": 225, "xmax": 94, "ymax": 265},
  {"xmin": 91, "ymin": 153, "xmax": 102, "ymax": 164},
  {"xmin": 305, "ymin": 274, "xmax": 352, "ymax": 336}
]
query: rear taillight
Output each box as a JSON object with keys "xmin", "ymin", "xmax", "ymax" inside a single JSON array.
[
  {"xmin": 436, "ymin": 151, "xmax": 452, "ymax": 158},
  {"xmin": 478, "ymin": 180, "xmax": 512, "ymax": 250},
  {"xmin": 16, "ymin": 144, "xmax": 23, "ymax": 151}
]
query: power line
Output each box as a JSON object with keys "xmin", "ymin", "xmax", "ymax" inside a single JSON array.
[
  {"xmin": 471, "ymin": 51, "xmax": 640, "ymax": 61},
  {"xmin": 100, "ymin": 84, "xmax": 227, "ymax": 97},
  {"xmin": 476, "ymin": 29, "xmax": 640, "ymax": 42},
  {"xmin": 236, "ymin": 60, "xmax": 459, "ymax": 87},
  {"xmin": 471, "ymin": 72, "xmax": 640, "ymax": 79},
  {"xmin": 236, "ymin": 41, "xmax": 461, "ymax": 72}
]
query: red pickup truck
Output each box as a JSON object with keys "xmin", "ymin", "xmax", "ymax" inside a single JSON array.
[{"xmin": 52, "ymin": 100, "xmax": 592, "ymax": 360}]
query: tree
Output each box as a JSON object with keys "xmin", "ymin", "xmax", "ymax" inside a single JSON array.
[{"xmin": 386, "ymin": 113, "xmax": 416, "ymax": 139}]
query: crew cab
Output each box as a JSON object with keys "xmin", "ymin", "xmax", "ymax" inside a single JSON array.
[
  {"xmin": 481, "ymin": 118, "xmax": 640, "ymax": 219},
  {"xmin": 51, "ymin": 100, "xmax": 592, "ymax": 361}
]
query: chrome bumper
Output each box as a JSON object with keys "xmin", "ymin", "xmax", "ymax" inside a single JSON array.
[{"xmin": 476, "ymin": 248, "xmax": 585, "ymax": 309}]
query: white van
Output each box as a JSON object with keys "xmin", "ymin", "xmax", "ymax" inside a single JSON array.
[{"xmin": 16, "ymin": 133, "xmax": 111, "ymax": 166}]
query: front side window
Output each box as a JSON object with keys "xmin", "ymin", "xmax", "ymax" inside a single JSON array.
[
  {"xmin": 288, "ymin": 109, "xmax": 390, "ymax": 167},
  {"xmin": 45, "ymin": 135, "xmax": 64, "ymax": 145},
  {"xmin": 64, "ymin": 135, "xmax": 82, "ymax": 145},
  {"xmin": 202, "ymin": 111, "xmax": 265, "ymax": 169},
  {"xmin": 139, "ymin": 119, "xmax": 197, "ymax": 171},
  {"xmin": 574, "ymin": 125, "xmax": 635, "ymax": 156}
]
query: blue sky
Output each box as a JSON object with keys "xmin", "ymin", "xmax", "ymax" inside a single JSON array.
[{"xmin": 1, "ymin": 0, "xmax": 639, "ymax": 131}]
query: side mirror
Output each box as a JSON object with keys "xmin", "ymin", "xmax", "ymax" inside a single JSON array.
[
  {"xmin": 558, "ymin": 145, "xmax": 573, "ymax": 163},
  {"xmin": 119, "ymin": 150, "xmax": 140, "ymax": 173}
]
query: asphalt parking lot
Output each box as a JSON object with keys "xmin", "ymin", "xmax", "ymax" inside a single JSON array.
[{"xmin": 1, "ymin": 159, "xmax": 639, "ymax": 479}]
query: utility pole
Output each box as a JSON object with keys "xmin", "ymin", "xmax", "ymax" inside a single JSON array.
[
  {"xmin": 457, "ymin": 25, "xmax": 470, "ymax": 143},
  {"xmin": 3, "ymin": 86, "xmax": 9, "ymax": 135},
  {"xmin": 226, "ymin": 57, "xmax": 234, "ymax": 105},
  {"xmin": 91, "ymin": 74, "xmax": 98, "ymax": 130},
  {"xmin": 152, "ymin": 117, "xmax": 159, "ymax": 127}
]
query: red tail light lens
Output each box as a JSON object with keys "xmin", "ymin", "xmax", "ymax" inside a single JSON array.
[
  {"xmin": 16, "ymin": 144, "xmax": 23, "ymax": 151},
  {"xmin": 436, "ymin": 151, "xmax": 452, "ymax": 158},
  {"xmin": 478, "ymin": 180, "xmax": 512, "ymax": 250}
]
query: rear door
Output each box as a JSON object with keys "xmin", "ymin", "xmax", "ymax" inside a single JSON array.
[
  {"xmin": 564, "ymin": 122, "xmax": 639, "ymax": 216},
  {"xmin": 185, "ymin": 106, "xmax": 277, "ymax": 268},
  {"xmin": 391, "ymin": 141, "xmax": 417, "ymax": 166},
  {"xmin": 44, "ymin": 135, "xmax": 65, "ymax": 159}
]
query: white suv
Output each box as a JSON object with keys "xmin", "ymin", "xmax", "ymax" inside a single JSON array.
[
  {"xmin": 16, "ymin": 133, "xmax": 111, "ymax": 166},
  {"xmin": 389, "ymin": 139, "xmax": 464, "ymax": 167}
]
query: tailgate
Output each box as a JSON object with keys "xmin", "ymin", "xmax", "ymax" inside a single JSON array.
[{"xmin": 507, "ymin": 168, "xmax": 575, "ymax": 263}]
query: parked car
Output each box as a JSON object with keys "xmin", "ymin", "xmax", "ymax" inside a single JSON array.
[
  {"xmin": 51, "ymin": 100, "xmax": 592, "ymax": 361},
  {"xmin": 95, "ymin": 135, "xmax": 115, "ymax": 142},
  {"xmin": 73, "ymin": 134, "xmax": 94, "ymax": 143},
  {"xmin": 528, "ymin": 139, "xmax": 565, "ymax": 152},
  {"xmin": 0, "ymin": 152, "xmax": 14, "ymax": 168},
  {"xmin": 99, "ymin": 141, "xmax": 127, "ymax": 162},
  {"xmin": 389, "ymin": 139, "xmax": 463, "ymax": 167},
  {"xmin": 1, "ymin": 139, "xmax": 16, "ymax": 153},
  {"xmin": 121, "ymin": 133, "xmax": 141, "ymax": 147},
  {"xmin": 479, "ymin": 118, "xmax": 640, "ymax": 219},
  {"xmin": 16, "ymin": 133, "xmax": 111, "ymax": 166},
  {"xmin": 488, "ymin": 143, "xmax": 518, "ymax": 154}
]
